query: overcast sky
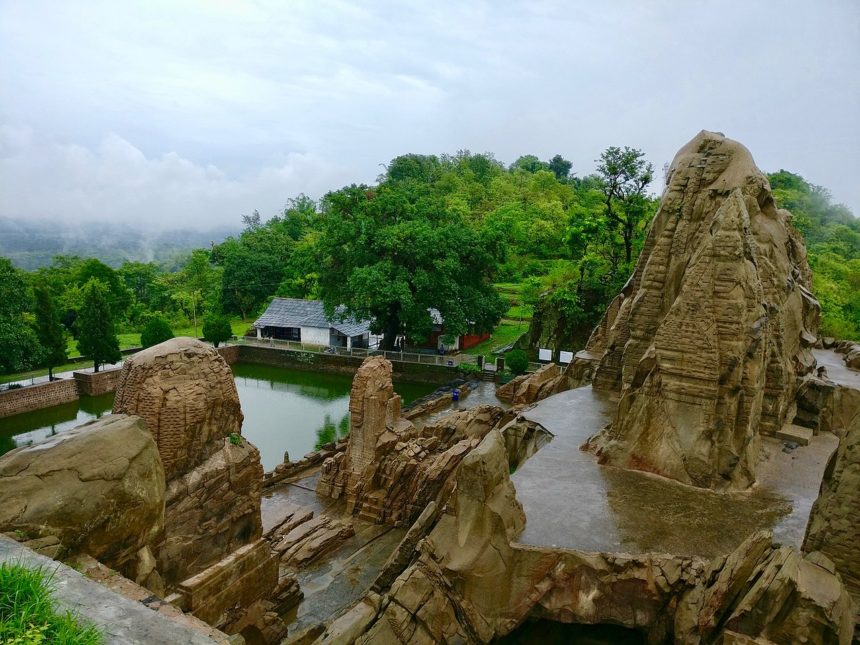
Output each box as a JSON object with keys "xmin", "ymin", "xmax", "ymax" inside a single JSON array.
[{"xmin": 1, "ymin": 0, "xmax": 858, "ymax": 230}]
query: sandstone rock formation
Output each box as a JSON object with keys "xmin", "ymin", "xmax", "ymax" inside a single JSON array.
[
  {"xmin": 111, "ymin": 337, "xmax": 286, "ymax": 641},
  {"xmin": 112, "ymin": 337, "xmax": 263, "ymax": 585},
  {"xmin": 584, "ymin": 131, "xmax": 820, "ymax": 490},
  {"xmin": 675, "ymin": 531, "xmax": 855, "ymax": 645},
  {"xmin": 803, "ymin": 386, "xmax": 860, "ymax": 609},
  {"xmin": 0, "ymin": 414, "xmax": 164, "ymax": 573},
  {"xmin": 318, "ymin": 356, "xmax": 552, "ymax": 526},
  {"xmin": 310, "ymin": 429, "xmax": 854, "ymax": 645},
  {"xmin": 113, "ymin": 337, "xmax": 244, "ymax": 480},
  {"xmin": 496, "ymin": 362, "xmax": 566, "ymax": 405}
]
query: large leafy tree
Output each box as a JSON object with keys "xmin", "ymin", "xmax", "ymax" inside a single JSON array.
[
  {"xmin": 0, "ymin": 257, "xmax": 42, "ymax": 373},
  {"xmin": 595, "ymin": 146, "xmax": 654, "ymax": 264},
  {"xmin": 77, "ymin": 278, "xmax": 121, "ymax": 372},
  {"xmin": 33, "ymin": 283, "xmax": 67, "ymax": 379},
  {"xmin": 317, "ymin": 174, "xmax": 507, "ymax": 350}
]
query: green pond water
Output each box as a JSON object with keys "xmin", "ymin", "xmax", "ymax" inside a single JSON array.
[{"xmin": 0, "ymin": 363, "xmax": 437, "ymax": 471}]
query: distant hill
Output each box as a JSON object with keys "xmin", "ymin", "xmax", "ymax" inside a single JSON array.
[{"xmin": 0, "ymin": 218, "xmax": 239, "ymax": 270}]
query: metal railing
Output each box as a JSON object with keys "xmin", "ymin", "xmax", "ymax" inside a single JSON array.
[{"xmin": 232, "ymin": 336, "xmax": 481, "ymax": 367}]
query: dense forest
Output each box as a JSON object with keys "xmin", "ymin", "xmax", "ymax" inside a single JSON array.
[{"xmin": 1, "ymin": 147, "xmax": 857, "ymax": 377}]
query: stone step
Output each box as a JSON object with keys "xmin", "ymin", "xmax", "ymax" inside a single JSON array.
[{"xmin": 776, "ymin": 424, "xmax": 813, "ymax": 447}]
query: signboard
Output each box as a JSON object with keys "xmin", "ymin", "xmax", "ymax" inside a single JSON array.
[
  {"xmin": 559, "ymin": 350, "xmax": 573, "ymax": 364},
  {"xmin": 538, "ymin": 348, "xmax": 552, "ymax": 362}
]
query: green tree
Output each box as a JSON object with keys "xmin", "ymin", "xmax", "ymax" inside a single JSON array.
[
  {"xmin": 510, "ymin": 155, "xmax": 549, "ymax": 174},
  {"xmin": 317, "ymin": 179, "xmax": 507, "ymax": 350},
  {"xmin": 77, "ymin": 278, "xmax": 121, "ymax": 372},
  {"xmin": 0, "ymin": 257, "xmax": 42, "ymax": 374},
  {"xmin": 548, "ymin": 154, "xmax": 573, "ymax": 181},
  {"xmin": 202, "ymin": 314, "xmax": 233, "ymax": 347},
  {"xmin": 506, "ymin": 349, "xmax": 529, "ymax": 375},
  {"xmin": 33, "ymin": 284, "xmax": 67, "ymax": 380},
  {"xmin": 595, "ymin": 146, "xmax": 654, "ymax": 264},
  {"xmin": 140, "ymin": 316, "xmax": 174, "ymax": 348}
]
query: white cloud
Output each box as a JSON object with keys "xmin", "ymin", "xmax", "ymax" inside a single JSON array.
[
  {"xmin": 0, "ymin": 127, "xmax": 351, "ymax": 228},
  {"xmin": 0, "ymin": 0, "xmax": 857, "ymax": 224}
]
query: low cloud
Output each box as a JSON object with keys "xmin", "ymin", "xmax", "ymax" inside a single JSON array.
[{"xmin": 0, "ymin": 125, "xmax": 352, "ymax": 229}]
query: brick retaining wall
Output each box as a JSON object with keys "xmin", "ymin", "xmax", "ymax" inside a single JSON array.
[
  {"xmin": 73, "ymin": 368, "xmax": 122, "ymax": 396},
  {"xmin": 216, "ymin": 345, "xmax": 240, "ymax": 365},
  {"xmin": 234, "ymin": 344, "xmax": 455, "ymax": 384},
  {"xmin": 0, "ymin": 378, "xmax": 79, "ymax": 418}
]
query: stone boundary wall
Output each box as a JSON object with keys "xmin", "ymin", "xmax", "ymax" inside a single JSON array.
[
  {"xmin": 216, "ymin": 345, "xmax": 240, "ymax": 365},
  {"xmin": 0, "ymin": 378, "xmax": 79, "ymax": 418},
  {"xmin": 0, "ymin": 344, "xmax": 457, "ymax": 419},
  {"xmin": 234, "ymin": 344, "xmax": 455, "ymax": 384},
  {"xmin": 73, "ymin": 368, "xmax": 122, "ymax": 396}
]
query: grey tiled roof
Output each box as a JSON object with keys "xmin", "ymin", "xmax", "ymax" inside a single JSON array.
[{"xmin": 253, "ymin": 298, "xmax": 371, "ymax": 337}]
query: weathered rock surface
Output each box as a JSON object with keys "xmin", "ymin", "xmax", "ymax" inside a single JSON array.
[
  {"xmin": 496, "ymin": 363, "xmax": 566, "ymax": 405},
  {"xmin": 803, "ymin": 388, "xmax": 860, "ymax": 607},
  {"xmin": 318, "ymin": 356, "xmax": 518, "ymax": 525},
  {"xmin": 160, "ymin": 436, "xmax": 263, "ymax": 584},
  {"xmin": 676, "ymin": 531, "xmax": 855, "ymax": 645},
  {"xmin": 112, "ymin": 337, "xmax": 282, "ymax": 641},
  {"xmin": 112, "ymin": 337, "xmax": 264, "ymax": 585},
  {"xmin": 269, "ymin": 513, "xmax": 355, "ymax": 567},
  {"xmin": 313, "ymin": 431, "xmax": 854, "ymax": 645},
  {"xmin": 584, "ymin": 131, "xmax": 820, "ymax": 490},
  {"xmin": 0, "ymin": 414, "xmax": 164, "ymax": 571},
  {"xmin": 113, "ymin": 337, "xmax": 244, "ymax": 480}
]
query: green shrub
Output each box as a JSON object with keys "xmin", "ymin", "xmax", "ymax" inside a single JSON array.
[
  {"xmin": 139, "ymin": 317, "xmax": 174, "ymax": 349},
  {"xmin": 202, "ymin": 315, "xmax": 233, "ymax": 348},
  {"xmin": 506, "ymin": 349, "xmax": 529, "ymax": 376},
  {"xmin": 0, "ymin": 562, "xmax": 102, "ymax": 644},
  {"xmin": 228, "ymin": 432, "xmax": 242, "ymax": 446},
  {"xmin": 458, "ymin": 362, "xmax": 481, "ymax": 376}
]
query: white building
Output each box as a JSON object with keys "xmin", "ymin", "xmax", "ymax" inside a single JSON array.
[{"xmin": 252, "ymin": 298, "xmax": 371, "ymax": 350}]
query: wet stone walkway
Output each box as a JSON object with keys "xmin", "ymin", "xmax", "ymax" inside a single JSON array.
[
  {"xmin": 513, "ymin": 386, "xmax": 837, "ymax": 558},
  {"xmin": 261, "ymin": 472, "xmax": 406, "ymax": 637}
]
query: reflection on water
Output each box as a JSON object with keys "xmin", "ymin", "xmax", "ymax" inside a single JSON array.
[
  {"xmin": 1, "ymin": 363, "xmax": 437, "ymax": 472},
  {"xmin": 314, "ymin": 413, "xmax": 350, "ymax": 450},
  {"xmin": 0, "ymin": 392, "xmax": 114, "ymax": 457},
  {"xmin": 228, "ymin": 363, "xmax": 436, "ymax": 471}
]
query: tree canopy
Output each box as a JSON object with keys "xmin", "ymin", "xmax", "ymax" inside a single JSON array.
[
  {"xmin": 316, "ymin": 170, "xmax": 507, "ymax": 349},
  {"xmin": 77, "ymin": 278, "xmax": 121, "ymax": 372}
]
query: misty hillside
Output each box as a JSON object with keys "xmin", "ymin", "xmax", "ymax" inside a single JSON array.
[{"xmin": 0, "ymin": 218, "xmax": 239, "ymax": 270}]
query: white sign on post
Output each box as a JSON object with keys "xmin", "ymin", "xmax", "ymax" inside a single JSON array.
[
  {"xmin": 538, "ymin": 348, "xmax": 552, "ymax": 362},
  {"xmin": 559, "ymin": 350, "xmax": 573, "ymax": 364}
]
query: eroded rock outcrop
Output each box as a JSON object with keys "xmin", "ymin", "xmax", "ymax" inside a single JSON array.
[
  {"xmin": 112, "ymin": 337, "xmax": 286, "ymax": 641},
  {"xmin": 0, "ymin": 415, "xmax": 164, "ymax": 574},
  {"xmin": 311, "ymin": 430, "xmax": 854, "ymax": 645},
  {"xmin": 584, "ymin": 131, "xmax": 820, "ymax": 490},
  {"xmin": 113, "ymin": 337, "xmax": 263, "ymax": 585},
  {"xmin": 496, "ymin": 362, "xmax": 566, "ymax": 405},
  {"xmin": 803, "ymin": 387, "xmax": 860, "ymax": 607},
  {"xmin": 676, "ymin": 531, "xmax": 855, "ymax": 645},
  {"xmin": 318, "ymin": 357, "xmax": 554, "ymax": 529}
]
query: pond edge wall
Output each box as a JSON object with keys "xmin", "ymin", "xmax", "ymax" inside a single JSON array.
[{"xmin": 0, "ymin": 344, "xmax": 455, "ymax": 419}]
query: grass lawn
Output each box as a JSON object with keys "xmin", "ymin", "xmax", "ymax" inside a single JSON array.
[
  {"xmin": 64, "ymin": 318, "xmax": 253, "ymax": 357},
  {"xmin": 0, "ymin": 562, "xmax": 101, "ymax": 644},
  {"xmin": 504, "ymin": 304, "xmax": 533, "ymax": 321},
  {"xmin": 462, "ymin": 321, "xmax": 529, "ymax": 358},
  {"xmin": 4, "ymin": 318, "xmax": 253, "ymax": 385}
]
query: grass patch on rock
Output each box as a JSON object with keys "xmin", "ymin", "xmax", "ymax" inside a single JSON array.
[{"xmin": 0, "ymin": 562, "xmax": 101, "ymax": 644}]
